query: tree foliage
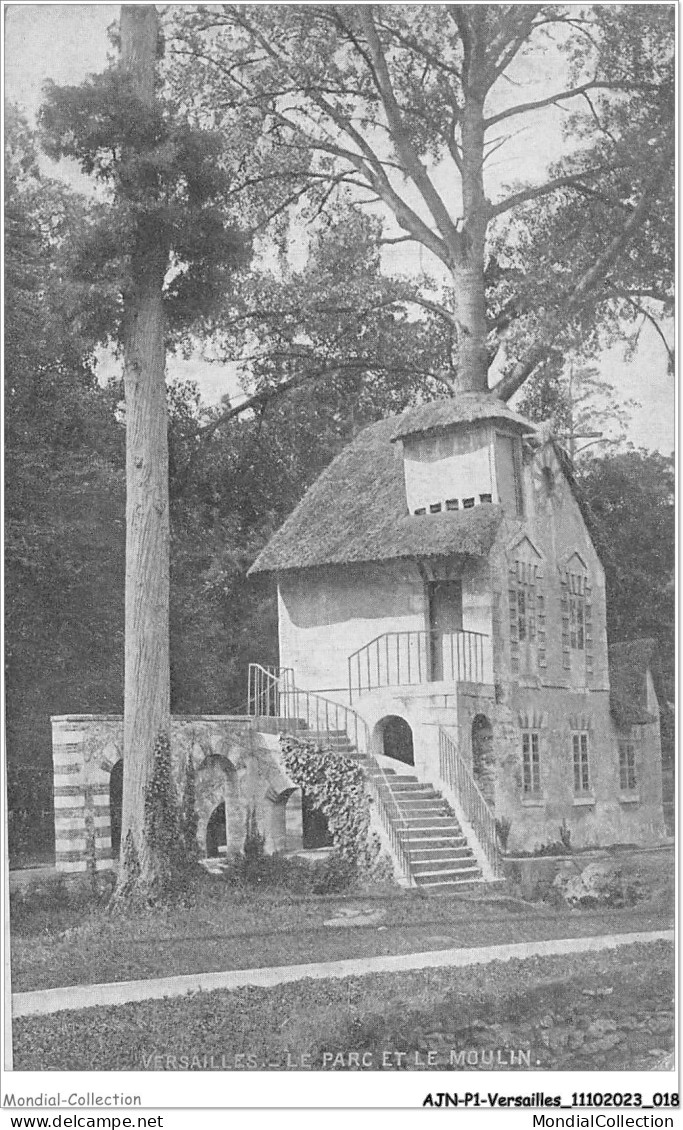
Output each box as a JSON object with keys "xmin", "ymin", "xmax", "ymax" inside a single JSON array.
[
  {"xmin": 167, "ymin": 3, "xmax": 674, "ymax": 399},
  {"xmin": 577, "ymin": 448, "xmax": 674, "ymax": 698},
  {"xmin": 516, "ymin": 362, "xmax": 638, "ymax": 460},
  {"xmin": 39, "ymin": 54, "xmax": 250, "ymax": 342},
  {"xmin": 5, "ymin": 110, "xmax": 126, "ymax": 858}
]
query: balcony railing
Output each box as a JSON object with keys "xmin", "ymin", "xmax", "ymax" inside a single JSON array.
[
  {"xmin": 247, "ymin": 663, "xmax": 414, "ymax": 883},
  {"xmin": 348, "ymin": 629, "xmax": 490, "ymax": 701},
  {"xmin": 438, "ymin": 727, "xmax": 502, "ymax": 878}
]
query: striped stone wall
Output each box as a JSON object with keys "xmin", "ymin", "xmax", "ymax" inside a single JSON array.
[
  {"xmin": 52, "ymin": 716, "xmax": 121, "ymax": 872},
  {"xmin": 51, "ymin": 715, "xmax": 304, "ymax": 873}
]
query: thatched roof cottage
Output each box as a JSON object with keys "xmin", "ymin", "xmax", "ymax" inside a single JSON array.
[{"xmin": 248, "ymin": 393, "xmax": 666, "ymax": 887}]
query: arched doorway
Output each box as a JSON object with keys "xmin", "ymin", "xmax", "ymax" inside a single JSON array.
[
  {"xmin": 206, "ymin": 802, "xmax": 227, "ymax": 858},
  {"xmin": 109, "ymin": 760, "xmax": 123, "ymax": 858},
  {"xmin": 471, "ymin": 714, "xmax": 495, "ymax": 807},
  {"xmin": 301, "ymin": 792, "xmax": 332, "ymax": 849},
  {"xmin": 196, "ymin": 755, "xmax": 241, "ymax": 856},
  {"xmin": 379, "ymin": 716, "xmax": 414, "ymax": 766}
]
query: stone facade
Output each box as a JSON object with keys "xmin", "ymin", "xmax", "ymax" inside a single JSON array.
[
  {"xmin": 51, "ymin": 715, "xmax": 303, "ymax": 873},
  {"xmin": 274, "ymin": 431, "xmax": 666, "ymax": 854}
]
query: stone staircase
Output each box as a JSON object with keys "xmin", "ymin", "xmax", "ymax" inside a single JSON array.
[
  {"xmin": 264, "ymin": 719, "xmax": 488, "ymax": 892},
  {"xmin": 368, "ymin": 766, "xmax": 485, "ymax": 891},
  {"xmin": 299, "ymin": 729, "xmax": 485, "ymax": 891}
]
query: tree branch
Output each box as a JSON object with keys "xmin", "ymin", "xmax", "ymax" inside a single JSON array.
[
  {"xmin": 492, "ymin": 147, "xmax": 672, "ymax": 401},
  {"xmin": 613, "ymin": 290, "xmax": 675, "ymax": 370},
  {"xmin": 358, "ymin": 6, "xmax": 464, "ymax": 262},
  {"xmin": 485, "ymin": 80, "xmax": 601, "ymax": 128},
  {"xmin": 489, "ymin": 172, "xmax": 603, "ymax": 218}
]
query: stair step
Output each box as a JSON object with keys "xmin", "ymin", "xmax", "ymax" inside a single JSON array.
[
  {"xmin": 411, "ymin": 858, "xmax": 478, "ymax": 874},
  {"xmin": 401, "ymin": 818, "xmax": 462, "ymax": 829},
  {"xmin": 395, "ymin": 800, "xmax": 451, "ymax": 811},
  {"xmin": 371, "ymin": 772, "xmax": 418, "ymax": 782},
  {"xmin": 408, "ymin": 846, "xmax": 474, "ymax": 861},
  {"xmin": 391, "ymin": 790, "xmax": 441, "ymax": 801},
  {"xmin": 416, "ymin": 878, "xmax": 488, "ymax": 892},
  {"xmin": 400, "ymin": 825, "xmax": 465, "ymax": 836},
  {"xmin": 414, "ymin": 865, "xmax": 482, "ymax": 883},
  {"xmin": 387, "ymin": 781, "xmax": 438, "ymax": 793}
]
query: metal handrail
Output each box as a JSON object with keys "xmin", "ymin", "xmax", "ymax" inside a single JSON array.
[
  {"xmin": 438, "ymin": 727, "xmax": 502, "ymax": 877},
  {"xmin": 247, "ymin": 663, "xmax": 414, "ymax": 884},
  {"xmin": 363, "ymin": 753, "xmax": 414, "ymax": 884},
  {"xmin": 348, "ymin": 628, "xmax": 490, "ymax": 701},
  {"xmin": 248, "ymin": 664, "xmax": 294, "ymax": 719},
  {"xmin": 248, "ymin": 662, "xmax": 369, "ymax": 753}
]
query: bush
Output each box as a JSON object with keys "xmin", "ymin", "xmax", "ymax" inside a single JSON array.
[
  {"xmin": 553, "ymin": 862, "xmax": 641, "ymax": 908},
  {"xmin": 495, "ymin": 817, "xmax": 512, "ymax": 852},
  {"xmin": 9, "ymin": 870, "xmax": 116, "ymax": 936},
  {"xmin": 219, "ymin": 846, "xmax": 357, "ymax": 896}
]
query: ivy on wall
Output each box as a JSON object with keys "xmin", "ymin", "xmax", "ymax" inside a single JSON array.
[
  {"xmin": 141, "ymin": 732, "xmax": 200, "ymax": 893},
  {"xmin": 280, "ymin": 734, "xmax": 388, "ymax": 876}
]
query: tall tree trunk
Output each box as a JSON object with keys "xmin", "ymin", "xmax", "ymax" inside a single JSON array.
[
  {"xmin": 453, "ymin": 21, "xmax": 490, "ymax": 395},
  {"xmin": 118, "ymin": 4, "xmax": 171, "ymax": 889}
]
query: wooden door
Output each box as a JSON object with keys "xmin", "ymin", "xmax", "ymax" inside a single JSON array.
[{"xmin": 428, "ymin": 580, "xmax": 463, "ymax": 680}]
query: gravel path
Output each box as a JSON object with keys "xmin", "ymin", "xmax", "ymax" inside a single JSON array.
[{"xmin": 13, "ymin": 927, "xmax": 673, "ymax": 1018}]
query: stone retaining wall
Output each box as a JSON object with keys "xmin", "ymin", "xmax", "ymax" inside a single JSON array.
[{"xmin": 51, "ymin": 715, "xmax": 303, "ymax": 872}]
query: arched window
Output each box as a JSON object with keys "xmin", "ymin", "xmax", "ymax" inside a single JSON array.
[
  {"xmin": 109, "ymin": 760, "xmax": 123, "ymax": 858},
  {"xmin": 561, "ymin": 554, "xmax": 593, "ymax": 676}
]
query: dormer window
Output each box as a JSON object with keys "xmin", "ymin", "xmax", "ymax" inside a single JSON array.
[
  {"xmin": 445, "ymin": 498, "xmax": 459, "ymax": 511},
  {"xmin": 480, "ymin": 493, "xmax": 492, "ymax": 504},
  {"xmin": 429, "ymin": 502, "xmax": 442, "ymax": 514},
  {"xmin": 414, "ymin": 507, "xmax": 426, "ymax": 516},
  {"xmin": 463, "ymin": 497, "xmax": 475, "ymax": 509}
]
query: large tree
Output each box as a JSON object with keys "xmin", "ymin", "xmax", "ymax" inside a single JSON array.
[
  {"xmin": 168, "ymin": 4, "xmax": 674, "ymax": 401},
  {"xmin": 40, "ymin": 5, "xmax": 248, "ymax": 893}
]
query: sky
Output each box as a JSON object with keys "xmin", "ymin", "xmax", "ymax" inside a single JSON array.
[{"xmin": 3, "ymin": 3, "xmax": 675, "ymax": 454}]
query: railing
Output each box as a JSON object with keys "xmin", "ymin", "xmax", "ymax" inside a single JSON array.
[
  {"xmin": 348, "ymin": 629, "xmax": 490, "ymax": 701},
  {"xmin": 363, "ymin": 753, "xmax": 413, "ymax": 885},
  {"xmin": 247, "ymin": 663, "xmax": 414, "ymax": 884},
  {"xmin": 438, "ymin": 727, "xmax": 502, "ymax": 878},
  {"xmin": 248, "ymin": 663, "xmax": 369, "ymax": 754},
  {"xmin": 248, "ymin": 664, "xmax": 294, "ymax": 719}
]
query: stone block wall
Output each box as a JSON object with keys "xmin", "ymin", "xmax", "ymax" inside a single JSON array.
[{"xmin": 50, "ymin": 715, "xmax": 303, "ymax": 873}]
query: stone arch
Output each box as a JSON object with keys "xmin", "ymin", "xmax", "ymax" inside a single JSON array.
[
  {"xmin": 109, "ymin": 759, "xmax": 123, "ymax": 858},
  {"xmin": 471, "ymin": 713, "xmax": 495, "ymax": 807},
  {"xmin": 98, "ymin": 739, "xmax": 122, "ymax": 776},
  {"xmin": 373, "ymin": 715, "xmax": 415, "ymax": 766},
  {"xmin": 206, "ymin": 801, "xmax": 227, "ymax": 858},
  {"xmin": 195, "ymin": 754, "xmax": 241, "ymax": 856}
]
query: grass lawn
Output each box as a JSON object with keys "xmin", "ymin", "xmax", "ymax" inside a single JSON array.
[
  {"xmin": 10, "ymin": 850, "xmax": 673, "ymax": 994},
  {"xmin": 12, "ymin": 940, "xmax": 674, "ymax": 1072}
]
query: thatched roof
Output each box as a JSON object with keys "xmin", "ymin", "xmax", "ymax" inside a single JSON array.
[
  {"xmin": 249, "ymin": 414, "xmax": 504, "ymax": 575},
  {"xmin": 609, "ymin": 638, "xmax": 658, "ymax": 726},
  {"xmin": 391, "ymin": 392, "xmax": 535, "ymax": 442}
]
